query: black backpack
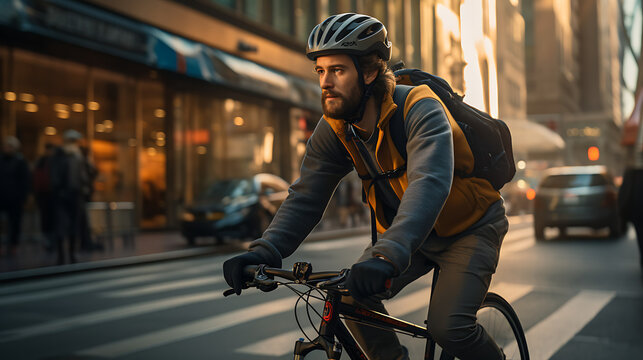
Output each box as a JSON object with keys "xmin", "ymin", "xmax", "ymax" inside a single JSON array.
[{"xmin": 391, "ymin": 68, "xmax": 516, "ymax": 190}]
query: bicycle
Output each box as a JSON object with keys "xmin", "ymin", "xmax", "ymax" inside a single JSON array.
[{"xmin": 224, "ymin": 262, "xmax": 529, "ymax": 360}]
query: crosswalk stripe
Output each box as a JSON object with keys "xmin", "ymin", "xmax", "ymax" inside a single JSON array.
[
  {"xmin": 0, "ymin": 257, "xmax": 217, "ymax": 296},
  {"xmin": 488, "ymin": 282, "xmax": 534, "ymax": 303},
  {"xmin": 102, "ymin": 275, "xmax": 225, "ymax": 298},
  {"xmin": 0, "ymin": 261, "xmax": 223, "ymax": 306},
  {"xmin": 301, "ymin": 235, "xmax": 369, "ymax": 251},
  {"xmin": 76, "ymin": 295, "xmax": 298, "ymax": 358},
  {"xmin": 504, "ymin": 227, "xmax": 533, "ymax": 243},
  {"xmin": 501, "ymin": 238, "xmax": 535, "ymax": 254},
  {"xmin": 0, "ymin": 289, "xmax": 237, "ymax": 343},
  {"xmin": 235, "ymin": 282, "xmax": 533, "ymax": 357},
  {"xmin": 300, "ymin": 227, "xmax": 533, "ymax": 254},
  {"xmin": 521, "ymin": 290, "xmax": 615, "ymax": 360}
]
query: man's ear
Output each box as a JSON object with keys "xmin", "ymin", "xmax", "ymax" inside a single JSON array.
[{"xmin": 364, "ymin": 69, "xmax": 378, "ymax": 85}]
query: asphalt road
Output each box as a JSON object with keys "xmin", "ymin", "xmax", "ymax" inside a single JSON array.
[{"xmin": 1, "ymin": 215, "xmax": 642, "ymax": 360}]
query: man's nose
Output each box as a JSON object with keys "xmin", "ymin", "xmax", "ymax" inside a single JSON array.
[{"xmin": 320, "ymin": 73, "xmax": 333, "ymax": 89}]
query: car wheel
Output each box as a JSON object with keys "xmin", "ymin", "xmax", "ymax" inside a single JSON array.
[
  {"xmin": 534, "ymin": 219, "xmax": 545, "ymax": 241},
  {"xmin": 186, "ymin": 236, "xmax": 196, "ymax": 246}
]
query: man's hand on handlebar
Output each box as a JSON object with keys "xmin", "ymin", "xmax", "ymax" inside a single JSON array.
[
  {"xmin": 345, "ymin": 257, "xmax": 396, "ymax": 302},
  {"xmin": 223, "ymin": 252, "xmax": 279, "ymax": 295}
]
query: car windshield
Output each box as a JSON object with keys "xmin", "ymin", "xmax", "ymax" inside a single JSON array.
[
  {"xmin": 204, "ymin": 179, "xmax": 254, "ymax": 201},
  {"xmin": 540, "ymin": 174, "xmax": 608, "ymax": 188}
]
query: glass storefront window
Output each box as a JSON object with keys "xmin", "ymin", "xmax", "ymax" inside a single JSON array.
[
  {"xmin": 11, "ymin": 50, "xmax": 88, "ymax": 162},
  {"xmin": 139, "ymin": 81, "xmax": 167, "ymax": 228},
  {"xmin": 174, "ymin": 91, "xmax": 286, "ymax": 209},
  {"xmin": 91, "ymin": 69, "xmax": 137, "ymax": 204}
]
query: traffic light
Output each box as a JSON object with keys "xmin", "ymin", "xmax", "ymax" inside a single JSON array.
[{"xmin": 588, "ymin": 146, "xmax": 599, "ymax": 161}]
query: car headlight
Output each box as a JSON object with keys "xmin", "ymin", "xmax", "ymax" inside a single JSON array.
[
  {"xmin": 182, "ymin": 212, "xmax": 195, "ymax": 222},
  {"xmin": 206, "ymin": 211, "xmax": 225, "ymax": 220}
]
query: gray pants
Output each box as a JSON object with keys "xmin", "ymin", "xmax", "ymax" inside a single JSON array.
[{"xmin": 343, "ymin": 206, "xmax": 509, "ymax": 360}]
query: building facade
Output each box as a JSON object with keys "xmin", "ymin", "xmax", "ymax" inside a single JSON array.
[
  {"xmin": 1, "ymin": 0, "xmax": 532, "ymax": 236},
  {"xmin": 523, "ymin": 0, "xmax": 624, "ymax": 173}
]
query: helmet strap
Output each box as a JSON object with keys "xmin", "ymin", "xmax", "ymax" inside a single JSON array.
[{"xmin": 345, "ymin": 55, "xmax": 377, "ymax": 125}]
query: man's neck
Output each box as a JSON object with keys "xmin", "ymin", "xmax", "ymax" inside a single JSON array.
[{"xmin": 351, "ymin": 96, "xmax": 379, "ymax": 140}]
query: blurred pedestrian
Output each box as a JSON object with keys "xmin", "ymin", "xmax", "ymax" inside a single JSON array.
[
  {"xmin": 618, "ymin": 166, "xmax": 643, "ymax": 271},
  {"xmin": 79, "ymin": 145, "xmax": 98, "ymax": 251},
  {"xmin": 0, "ymin": 136, "xmax": 31, "ymax": 256},
  {"xmin": 50, "ymin": 129, "xmax": 90, "ymax": 264},
  {"xmin": 33, "ymin": 143, "xmax": 57, "ymax": 252}
]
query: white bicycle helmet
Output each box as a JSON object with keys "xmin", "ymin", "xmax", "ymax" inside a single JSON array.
[{"xmin": 306, "ymin": 13, "xmax": 392, "ymax": 61}]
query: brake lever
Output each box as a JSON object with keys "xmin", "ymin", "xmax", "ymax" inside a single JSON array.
[{"xmin": 316, "ymin": 269, "xmax": 350, "ymax": 292}]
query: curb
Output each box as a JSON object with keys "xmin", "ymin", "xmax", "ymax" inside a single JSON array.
[{"xmin": 0, "ymin": 227, "xmax": 371, "ymax": 283}]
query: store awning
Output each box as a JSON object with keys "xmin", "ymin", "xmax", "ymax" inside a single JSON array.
[
  {"xmin": 621, "ymin": 91, "xmax": 642, "ymax": 147},
  {"xmin": 506, "ymin": 120, "xmax": 565, "ymax": 154},
  {"xmin": 0, "ymin": 0, "xmax": 321, "ymax": 111}
]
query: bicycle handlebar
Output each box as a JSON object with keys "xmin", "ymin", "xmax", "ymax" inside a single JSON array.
[{"xmin": 223, "ymin": 262, "xmax": 348, "ymax": 297}]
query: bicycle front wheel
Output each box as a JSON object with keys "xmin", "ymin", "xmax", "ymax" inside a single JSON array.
[{"xmin": 476, "ymin": 292, "xmax": 529, "ymax": 360}]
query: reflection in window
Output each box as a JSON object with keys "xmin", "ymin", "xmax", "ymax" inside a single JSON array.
[
  {"xmin": 139, "ymin": 81, "xmax": 167, "ymax": 228},
  {"xmin": 11, "ymin": 50, "xmax": 87, "ymax": 162},
  {"xmin": 92, "ymin": 70, "xmax": 137, "ymax": 204}
]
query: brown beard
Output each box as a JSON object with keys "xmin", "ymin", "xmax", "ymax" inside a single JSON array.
[{"xmin": 321, "ymin": 83, "xmax": 361, "ymax": 119}]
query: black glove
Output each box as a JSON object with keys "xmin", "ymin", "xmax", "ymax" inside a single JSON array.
[
  {"xmin": 223, "ymin": 251, "xmax": 278, "ymax": 295},
  {"xmin": 346, "ymin": 257, "xmax": 397, "ymax": 302}
]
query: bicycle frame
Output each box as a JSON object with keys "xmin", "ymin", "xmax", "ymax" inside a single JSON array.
[{"xmin": 293, "ymin": 269, "xmax": 441, "ymax": 360}]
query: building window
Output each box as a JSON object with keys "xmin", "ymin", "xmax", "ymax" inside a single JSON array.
[
  {"xmin": 243, "ymin": 0, "xmax": 271, "ymax": 25},
  {"xmin": 209, "ymin": 0, "xmax": 236, "ymax": 9},
  {"xmin": 272, "ymin": 0, "xmax": 294, "ymax": 35},
  {"xmin": 295, "ymin": 0, "xmax": 318, "ymax": 43},
  {"xmin": 329, "ymin": 0, "xmax": 357, "ymax": 14}
]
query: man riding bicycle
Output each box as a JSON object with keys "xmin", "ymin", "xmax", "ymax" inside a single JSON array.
[{"xmin": 224, "ymin": 13, "xmax": 508, "ymax": 360}]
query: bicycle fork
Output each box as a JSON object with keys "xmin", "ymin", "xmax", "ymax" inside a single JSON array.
[{"xmin": 292, "ymin": 292, "xmax": 357, "ymax": 360}]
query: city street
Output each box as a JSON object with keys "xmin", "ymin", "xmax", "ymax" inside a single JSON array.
[{"xmin": 1, "ymin": 215, "xmax": 642, "ymax": 360}]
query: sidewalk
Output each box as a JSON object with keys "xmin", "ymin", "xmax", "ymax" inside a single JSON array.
[{"xmin": 0, "ymin": 226, "xmax": 370, "ymax": 282}]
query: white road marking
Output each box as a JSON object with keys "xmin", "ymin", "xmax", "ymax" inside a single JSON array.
[
  {"xmin": 76, "ymin": 295, "xmax": 298, "ymax": 358},
  {"xmin": 501, "ymin": 238, "xmax": 536, "ymax": 254},
  {"xmin": 301, "ymin": 236, "xmax": 369, "ymax": 251},
  {"xmin": 0, "ymin": 289, "xmax": 235, "ymax": 342},
  {"xmin": 0, "ymin": 257, "xmax": 219, "ymax": 296},
  {"xmin": 504, "ymin": 227, "xmax": 533, "ymax": 242},
  {"xmin": 301, "ymin": 226, "xmax": 533, "ymax": 254},
  {"xmin": 102, "ymin": 275, "xmax": 225, "ymax": 298},
  {"xmin": 488, "ymin": 282, "xmax": 534, "ymax": 303},
  {"xmin": 0, "ymin": 261, "xmax": 223, "ymax": 306},
  {"xmin": 507, "ymin": 290, "xmax": 615, "ymax": 360}
]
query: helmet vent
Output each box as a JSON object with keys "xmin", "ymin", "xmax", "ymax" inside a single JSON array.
[
  {"xmin": 336, "ymin": 16, "xmax": 369, "ymax": 42},
  {"xmin": 324, "ymin": 13, "xmax": 354, "ymax": 44},
  {"xmin": 318, "ymin": 16, "xmax": 335, "ymax": 45},
  {"xmin": 358, "ymin": 23, "xmax": 383, "ymax": 40}
]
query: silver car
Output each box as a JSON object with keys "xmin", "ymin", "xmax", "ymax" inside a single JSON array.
[{"xmin": 533, "ymin": 166, "xmax": 625, "ymax": 240}]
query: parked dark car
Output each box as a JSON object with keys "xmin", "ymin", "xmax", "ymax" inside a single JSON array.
[
  {"xmin": 533, "ymin": 166, "xmax": 625, "ymax": 240},
  {"xmin": 180, "ymin": 173, "xmax": 289, "ymax": 245}
]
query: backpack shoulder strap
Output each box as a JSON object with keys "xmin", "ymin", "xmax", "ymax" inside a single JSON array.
[{"xmin": 389, "ymin": 85, "xmax": 414, "ymax": 160}]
